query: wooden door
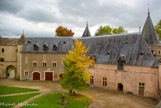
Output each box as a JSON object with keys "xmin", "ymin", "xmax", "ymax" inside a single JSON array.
[
  {"xmin": 139, "ymin": 86, "xmax": 144, "ymax": 96},
  {"xmin": 33, "ymin": 72, "xmax": 40, "ymax": 80},
  {"xmin": 45, "ymin": 72, "xmax": 53, "ymax": 81}
]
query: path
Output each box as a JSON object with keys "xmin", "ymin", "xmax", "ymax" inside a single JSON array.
[{"xmin": 0, "ymin": 79, "xmax": 158, "ymax": 108}]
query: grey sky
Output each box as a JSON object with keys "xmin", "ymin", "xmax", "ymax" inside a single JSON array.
[{"xmin": 0, "ymin": 0, "xmax": 160, "ymax": 37}]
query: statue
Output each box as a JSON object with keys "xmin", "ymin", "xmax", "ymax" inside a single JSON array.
[{"xmin": 58, "ymin": 93, "xmax": 68, "ymax": 105}]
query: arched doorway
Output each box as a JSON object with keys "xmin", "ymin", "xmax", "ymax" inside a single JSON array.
[
  {"xmin": 33, "ymin": 72, "xmax": 40, "ymax": 80},
  {"xmin": 118, "ymin": 83, "xmax": 123, "ymax": 91},
  {"xmin": 6, "ymin": 65, "xmax": 16, "ymax": 78}
]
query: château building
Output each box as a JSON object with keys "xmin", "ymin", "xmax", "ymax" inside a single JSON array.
[{"xmin": 0, "ymin": 12, "xmax": 161, "ymax": 98}]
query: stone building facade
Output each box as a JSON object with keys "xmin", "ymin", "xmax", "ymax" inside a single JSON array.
[
  {"xmin": 21, "ymin": 53, "xmax": 66, "ymax": 81},
  {"xmin": 0, "ymin": 34, "xmax": 25, "ymax": 78},
  {"xmin": 89, "ymin": 64, "xmax": 158, "ymax": 98}
]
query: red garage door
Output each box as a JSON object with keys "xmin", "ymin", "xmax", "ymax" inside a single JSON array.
[
  {"xmin": 33, "ymin": 72, "xmax": 40, "ymax": 80},
  {"xmin": 45, "ymin": 72, "xmax": 53, "ymax": 81}
]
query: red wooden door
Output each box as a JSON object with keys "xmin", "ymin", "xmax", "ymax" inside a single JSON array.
[
  {"xmin": 33, "ymin": 72, "xmax": 40, "ymax": 80},
  {"xmin": 45, "ymin": 72, "xmax": 53, "ymax": 81}
]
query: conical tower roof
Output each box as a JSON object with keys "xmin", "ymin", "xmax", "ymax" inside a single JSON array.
[
  {"xmin": 142, "ymin": 12, "xmax": 160, "ymax": 45},
  {"xmin": 82, "ymin": 23, "xmax": 91, "ymax": 37},
  {"xmin": 18, "ymin": 33, "xmax": 26, "ymax": 45}
]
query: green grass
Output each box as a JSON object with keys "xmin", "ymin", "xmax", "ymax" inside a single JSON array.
[
  {"xmin": 21, "ymin": 93, "xmax": 90, "ymax": 108},
  {"xmin": 7, "ymin": 68, "xmax": 15, "ymax": 73},
  {"xmin": 0, "ymin": 93, "xmax": 40, "ymax": 108},
  {"xmin": 0, "ymin": 86, "xmax": 39, "ymax": 95}
]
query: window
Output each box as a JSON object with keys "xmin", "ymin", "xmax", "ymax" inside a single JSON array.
[
  {"xmin": 103, "ymin": 78, "xmax": 107, "ymax": 86},
  {"xmin": 53, "ymin": 44, "xmax": 58, "ymax": 51},
  {"xmin": 43, "ymin": 44, "xmax": 48, "ymax": 51},
  {"xmin": 0, "ymin": 58, "xmax": 4, "ymax": 62},
  {"xmin": 90, "ymin": 76, "xmax": 94, "ymax": 85},
  {"xmin": 53, "ymin": 62, "xmax": 57, "ymax": 67},
  {"xmin": 117, "ymin": 55, "xmax": 126, "ymax": 70},
  {"xmin": 24, "ymin": 71, "xmax": 29, "ymax": 76},
  {"xmin": 34, "ymin": 44, "xmax": 39, "ymax": 51},
  {"xmin": 139, "ymin": 82, "xmax": 145, "ymax": 87},
  {"xmin": 43, "ymin": 62, "xmax": 47, "ymax": 67},
  {"xmin": 159, "ymin": 50, "xmax": 161, "ymax": 55},
  {"xmin": 32, "ymin": 62, "xmax": 37, "ymax": 67},
  {"xmin": 118, "ymin": 61, "xmax": 124, "ymax": 70},
  {"xmin": 2, "ymin": 48, "xmax": 4, "ymax": 53},
  {"xmin": 151, "ymin": 50, "xmax": 153, "ymax": 54}
]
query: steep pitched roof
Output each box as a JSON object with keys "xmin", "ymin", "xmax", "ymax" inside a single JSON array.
[
  {"xmin": 78, "ymin": 33, "xmax": 158, "ymax": 67},
  {"xmin": 22, "ymin": 33, "xmax": 158, "ymax": 67},
  {"xmin": 142, "ymin": 13, "xmax": 160, "ymax": 45},
  {"xmin": 21, "ymin": 37, "xmax": 73, "ymax": 53},
  {"xmin": 82, "ymin": 23, "xmax": 91, "ymax": 37}
]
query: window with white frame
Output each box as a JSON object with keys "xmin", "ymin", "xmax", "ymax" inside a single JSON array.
[
  {"xmin": 53, "ymin": 61, "xmax": 57, "ymax": 67},
  {"xmin": 24, "ymin": 71, "xmax": 29, "ymax": 76},
  {"xmin": 43, "ymin": 62, "xmax": 47, "ymax": 67},
  {"xmin": 32, "ymin": 62, "xmax": 37, "ymax": 67}
]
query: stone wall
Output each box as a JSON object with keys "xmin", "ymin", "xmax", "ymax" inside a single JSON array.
[
  {"xmin": 89, "ymin": 64, "xmax": 158, "ymax": 98},
  {"xmin": 21, "ymin": 53, "xmax": 66, "ymax": 81},
  {"xmin": 0, "ymin": 45, "xmax": 17, "ymax": 78}
]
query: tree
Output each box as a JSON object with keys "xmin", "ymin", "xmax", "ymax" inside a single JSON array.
[
  {"xmin": 155, "ymin": 19, "xmax": 161, "ymax": 40},
  {"xmin": 59, "ymin": 39, "xmax": 95, "ymax": 96},
  {"xmin": 113, "ymin": 26, "xmax": 127, "ymax": 34},
  {"xmin": 95, "ymin": 26, "xmax": 112, "ymax": 36},
  {"xmin": 95, "ymin": 26, "xmax": 127, "ymax": 36},
  {"xmin": 55, "ymin": 26, "xmax": 74, "ymax": 37}
]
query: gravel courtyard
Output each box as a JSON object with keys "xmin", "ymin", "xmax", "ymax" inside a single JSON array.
[{"xmin": 0, "ymin": 78, "xmax": 158, "ymax": 108}]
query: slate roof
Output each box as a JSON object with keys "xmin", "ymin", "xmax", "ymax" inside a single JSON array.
[
  {"xmin": 0, "ymin": 37, "xmax": 18, "ymax": 45},
  {"xmin": 142, "ymin": 13, "xmax": 160, "ymax": 45},
  {"xmin": 82, "ymin": 24, "xmax": 91, "ymax": 37},
  {"xmin": 22, "ymin": 33, "xmax": 158, "ymax": 67},
  {"xmin": 78, "ymin": 33, "xmax": 158, "ymax": 67},
  {"xmin": 21, "ymin": 37, "xmax": 73, "ymax": 53}
]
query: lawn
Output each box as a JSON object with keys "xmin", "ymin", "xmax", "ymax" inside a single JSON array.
[
  {"xmin": 21, "ymin": 93, "xmax": 90, "ymax": 108},
  {"xmin": 0, "ymin": 93, "xmax": 40, "ymax": 108},
  {"xmin": 0, "ymin": 86, "xmax": 39, "ymax": 95},
  {"xmin": 7, "ymin": 68, "xmax": 15, "ymax": 73}
]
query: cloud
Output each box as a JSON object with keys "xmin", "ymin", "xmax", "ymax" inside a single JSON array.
[
  {"xmin": 0, "ymin": 0, "xmax": 23, "ymax": 14},
  {"xmin": 0, "ymin": 0, "xmax": 161, "ymax": 37},
  {"xmin": 17, "ymin": 6, "xmax": 59, "ymax": 23}
]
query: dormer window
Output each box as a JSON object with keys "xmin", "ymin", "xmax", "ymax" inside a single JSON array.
[
  {"xmin": 118, "ymin": 55, "xmax": 126, "ymax": 70},
  {"xmin": 53, "ymin": 44, "xmax": 58, "ymax": 51},
  {"xmin": 34, "ymin": 43, "xmax": 39, "ymax": 51},
  {"xmin": 140, "ymin": 51, "xmax": 144, "ymax": 55},
  {"xmin": 107, "ymin": 51, "xmax": 111, "ymax": 55},
  {"xmin": 43, "ymin": 43, "xmax": 48, "ymax": 51},
  {"xmin": 63, "ymin": 41, "xmax": 66, "ymax": 44},
  {"xmin": 91, "ymin": 55, "xmax": 97, "ymax": 62},
  {"xmin": 28, "ymin": 40, "xmax": 31, "ymax": 43},
  {"xmin": 125, "ymin": 41, "xmax": 128, "ymax": 44}
]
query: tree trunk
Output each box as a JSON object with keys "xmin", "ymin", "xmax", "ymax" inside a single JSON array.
[
  {"xmin": 69, "ymin": 90, "xmax": 76, "ymax": 96},
  {"xmin": 73, "ymin": 90, "xmax": 76, "ymax": 96},
  {"xmin": 69, "ymin": 90, "xmax": 73, "ymax": 96}
]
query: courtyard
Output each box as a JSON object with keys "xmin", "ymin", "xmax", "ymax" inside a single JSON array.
[{"xmin": 0, "ymin": 78, "xmax": 158, "ymax": 108}]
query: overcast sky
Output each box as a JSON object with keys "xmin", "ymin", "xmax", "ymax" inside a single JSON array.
[{"xmin": 0, "ymin": 0, "xmax": 160, "ymax": 38}]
